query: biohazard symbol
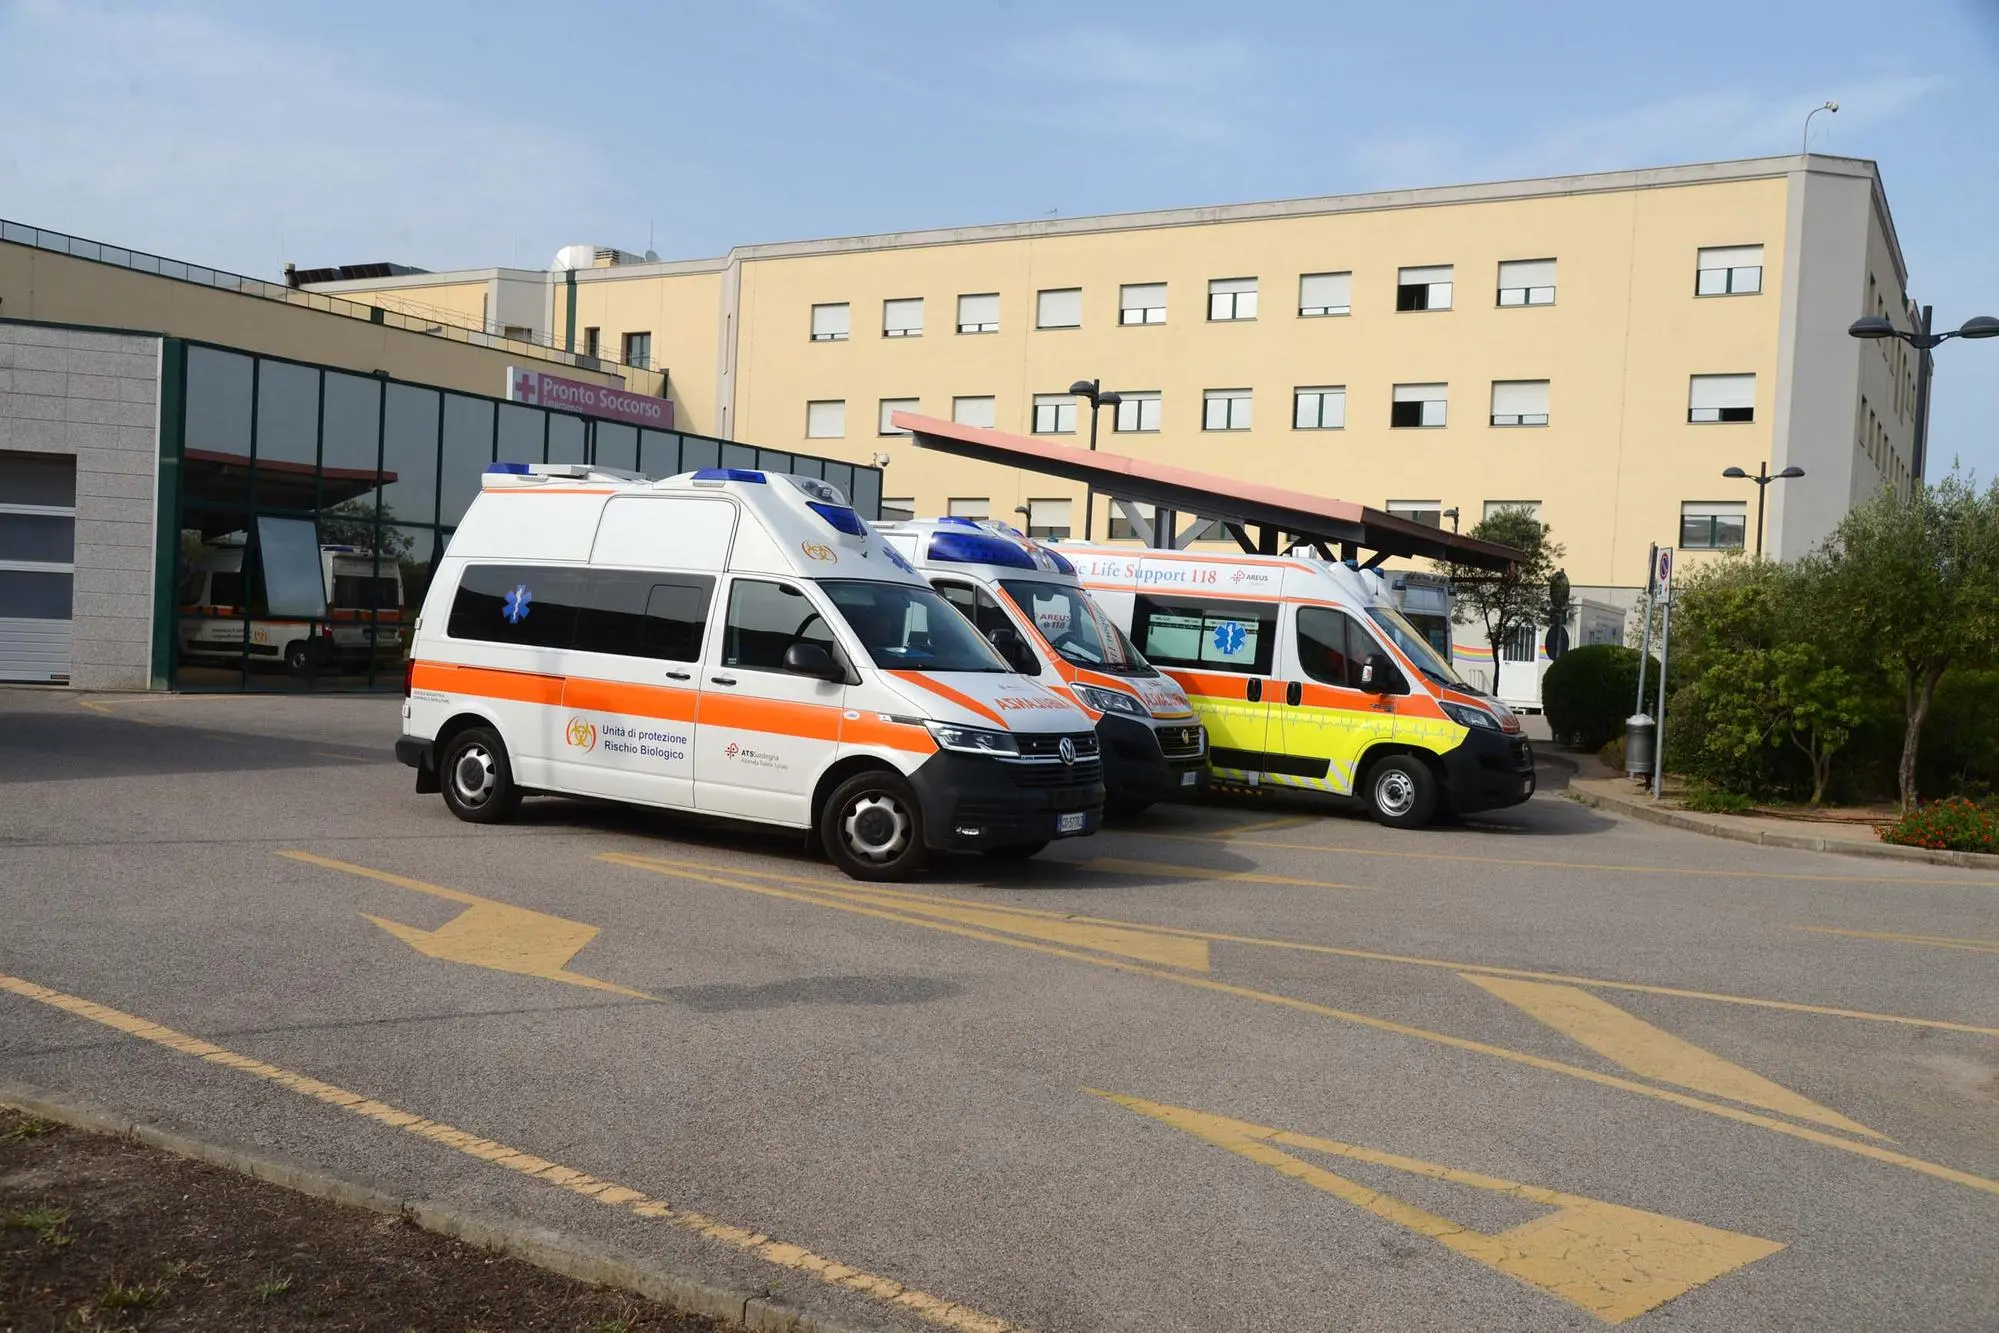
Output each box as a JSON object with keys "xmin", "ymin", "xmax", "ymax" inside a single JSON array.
[{"xmin": 564, "ymin": 717, "xmax": 597, "ymax": 752}]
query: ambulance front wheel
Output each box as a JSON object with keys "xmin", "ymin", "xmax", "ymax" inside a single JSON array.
[
  {"xmin": 821, "ymin": 770, "xmax": 929, "ymax": 881},
  {"xmin": 439, "ymin": 726, "xmax": 523, "ymax": 825},
  {"xmin": 1365, "ymin": 754, "xmax": 1438, "ymax": 828}
]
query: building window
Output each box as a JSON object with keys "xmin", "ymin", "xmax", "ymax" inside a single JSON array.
[
  {"xmin": 1120, "ymin": 282, "xmax": 1167, "ymax": 325},
  {"xmin": 883, "ymin": 297, "xmax": 924, "ymax": 338},
  {"xmin": 1108, "ymin": 502, "xmax": 1155, "ymax": 541},
  {"xmin": 1036, "ymin": 288, "xmax": 1082, "ymax": 329},
  {"xmin": 805, "ymin": 399, "xmax": 846, "ymax": 438},
  {"xmin": 952, "ymin": 395, "xmax": 996, "ymax": 428},
  {"xmin": 1203, "ymin": 388, "xmax": 1252, "ymax": 431},
  {"xmin": 1032, "ymin": 393, "xmax": 1078, "ymax": 434},
  {"xmin": 582, "ymin": 326, "xmax": 601, "ymax": 356},
  {"xmin": 948, "ymin": 497, "xmax": 989, "ymax": 520},
  {"xmin": 1689, "ymin": 374, "xmax": 1755, "ymax": 423},
  {"xmin": 1026, "ymin": 498, "xmax": 1073, "ymax": 541},
  {"xmin": 811, "ymin": 303, "xmax": 850, "ymax": 341},
  {"xmin": 957, "ymin": 292, "xmax": 999, "ymax": 334},
  {"xmin": 1483, "ymin": 500, "xmax": 1542, "ymax": 522},
  {"xmin": 1391, "ymin": 383, "xmax": 1447, "ymax": 428},
  {"xmin": 1114, "ymin": 391, "xmax": 1162, "ymax": 433},
  {"xmin": 1396, "ymin": 266, "xmax": 1453, "ymax": 312},
  {"xmin": 1497, "ymin": 259, "xmax": 1556, "ymax": 307},
  {"xmin": 1208, "ymin": 277, "xmax": 1258, "ymax": 321},
  {"xmin": 1681, "ymin": 501, "xmax": 1747, "ymax": 551},
  {"xmin": 1490, "ymin": 380, "xmax": 1550, "ymax": 427},
  {"xmin": 501, "ymin": 324, "xmax": 534, "ymax": 341},
  {"xmin": 879, "ymin": 398, "xmax": 918, "ymax": 435},
  {"xmin": 1502, "ymin": 622, "xmax": 1537, "ymax": 663},
  {"xmin": 1298, "ymin": 272, "xmax": 1351, "ymax": 317},
  {"xmin": 621, "ymin": 331, "xmax": 652, "ymax": 369},
  {"xmin": 1293, "ymin": 386, "xmax": 1347, "ymax": 430},
  {"xmin": 881, "ymin": 498, "xmax": 917, "ymax": 522},
  {"xmin": 1696, "ymin": 245, "xmax": 1763, "ymax": 296},
  {"xmin": 1387, "ymin": 501, "xmax": 1442, "ymax": 528}
]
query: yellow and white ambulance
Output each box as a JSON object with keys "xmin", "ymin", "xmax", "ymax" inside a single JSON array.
[
  {"xmin": 395, "ymin": 464, "xmax": 1104, "ymax": 879},
  {"xmin": 877, "ymin": 518, "xmax": 1207, "ymax": 812},
  {"xmin": 1066, "ymin": 544, "xmax": 1535, "ymax": 826}
]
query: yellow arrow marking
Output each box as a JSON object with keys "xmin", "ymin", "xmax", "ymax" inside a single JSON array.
[
  {"xmin": 1465, "ymin": 975, "xmax": 1880, "ymax": 1138},
  {"xmin": 1090, "ymin": 1090, "xmax": 1784, "ymax": 1325},
  {"xmin": 1790, "ymin": 925, "xmax": 1999, "ymax": 955},
  {"xmin": 280, "ymin": 851, "xmax": 651, "ymax": 999}
]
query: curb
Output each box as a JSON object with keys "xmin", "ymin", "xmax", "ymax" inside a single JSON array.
[
  {"xmin": 1566, "ymin": 785, "xmax": 1999, "ymax": 872},
  {"xmin": 0, "ymin": 1083, "xmax": 883, "ymax": 1333}
]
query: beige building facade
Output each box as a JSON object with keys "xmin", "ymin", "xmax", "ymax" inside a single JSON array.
[{"xmin": 314, "ymin": 154, "xmax": 1918, "ymax": 600}]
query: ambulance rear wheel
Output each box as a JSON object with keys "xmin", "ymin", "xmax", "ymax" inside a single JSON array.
[
  {"xmin": 821, "ymin": 771, "xmax": 928, "ymax": 881},
  {"xmin": 1365, "ymin": 754, "xmax": 1437, "ymax": 829},
  {"xmin": 982, "ymin": 840, "xmax": 1048, "ymax": 862},
  {"xmin": 439, "ymin": 727, "xmax": 522, "ymax": 824}
]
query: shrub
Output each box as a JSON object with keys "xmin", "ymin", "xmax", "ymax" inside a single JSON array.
[
  {"xmin": 1878, "ymin": 798, "xmax": 1999, "ymax": 854},
  {"xmin": 1542, "ymin": 643, "xmax": 1644, "ymax": 751},
  {"xmin": 1682, "ymin": 781, "xmax": 1754, "ymax": 814}
]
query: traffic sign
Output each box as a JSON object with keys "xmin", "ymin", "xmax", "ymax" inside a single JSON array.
[{"xmin": 1653, "ymin": 546, "xmax": 1675, "ymax": 595}]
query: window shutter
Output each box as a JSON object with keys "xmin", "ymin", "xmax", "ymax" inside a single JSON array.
[
  {"xmin": 1689, "ymin": 374, "xmax": 1755, "ymax": 411},
  {"xmin": 958, "ymin": 293, "xmax": 999, "ymax": 326},
  {"xmin": 810, "ymin": 303, "xmax": 848, "ymax": 338},
  {"xmin": 1398, "ymin": 266, "xmax": 1452, "ymax": 285},
  {"xmin": 947, "ymin": 498, "xmax": 989, "ymax": 519},
  {"xmin": 805, "ymin": 400, "xmax": 845, "ymax": 438},
  {"xmin": 1299, "ymin": 272, "xmax": 1350, "ymax": 310},
  {"xmin": 1498, "ymin": 259, "xmax": 1555, "ymax": 289},
  {"xmin": 879, "ymin": 398, "xmax": 917, "ymax": 434},
  {"xmin": 1393, "ymin": 383, "xmax": 1446, "ymax": 403},
  {"xmin": 952, "ymin": 396, "xmax": 996, "ymax": 428},
  {"xmin": 1491, "ymin": 380, "xmax": 1549, "ymax": 416},
  {"xmin": 1209, "ymin": 276, "xmax": 1256, "ymax": 294},
  {"xmin": 1029, "ymin": 499, "xmax": 1072, "ymax": 529},
  {"xmin": 1681, "ymin": 501, "xmax": 1746, "ymax": 520},
  {"xmin": 883, "ymin": 298, "xmax": 923, "ymax": 335},
  {"xmin": 1698, "ymin": 245, "xmax": 1762, "ymax": 270},
  {"xmin": 1120, "ymin": 283, "xmax": 1166, "ymax": 311},
  {"xmin": 1037, "ymin": 288, "xmax": 1082, "ymax": 328}
]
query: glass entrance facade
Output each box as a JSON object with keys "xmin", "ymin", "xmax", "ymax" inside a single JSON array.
[{"xmin": 164, "ymin": 341, "xmax": 882, "ymax": 690}]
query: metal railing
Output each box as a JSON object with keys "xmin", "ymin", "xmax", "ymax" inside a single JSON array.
[{"xmin": 0, "ymin": 218, "xmax": 643, "ymax": 380}]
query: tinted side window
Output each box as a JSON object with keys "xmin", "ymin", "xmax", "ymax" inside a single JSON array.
[
  {"xmin": 574, "ymin": 571, "xmax": 715, "ymax": 662},
  {"xmin": 1133, "ymin": 596, "xmax": 1276, "ymax": 675},
  {"xmin": 722, "ymin": 579, "xmax": 833, "ymax": 671},
  {"xmin": 935, "ymin": 579, "xmax": 1038, "ymax": 675},
  {"xmin": 209, "ymin": 572, "xmax": 245, "ymax": 608},
  {"xmin": 447, "ymin": 564, "xmax": 585, "ymax": 649},
  {"xmin": 1297, "ymin": 606, "xmax": 1364, "ymax": 689}
]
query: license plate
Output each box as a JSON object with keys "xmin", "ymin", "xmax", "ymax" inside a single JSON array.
[
  {"xmin": 1180, "ymin": 770, "xmax": 1200, "ymax": 787},
  {"xmin": 1056, "ymin": 811, "xmax": 1086, "ymax": 835}
]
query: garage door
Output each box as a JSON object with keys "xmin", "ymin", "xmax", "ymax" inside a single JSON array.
[{"xmin": 0, "ymin": 451, "xmax": 76, "ymax": 684}]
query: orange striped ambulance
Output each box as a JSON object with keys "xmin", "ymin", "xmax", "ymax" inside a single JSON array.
[{"xmin": 396, "ymin": 464, "xmax": 1103, "ymax": 879}]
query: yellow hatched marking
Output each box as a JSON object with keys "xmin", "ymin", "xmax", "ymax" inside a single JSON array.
[
  {"xmin": 0, "ymin": 973, "xmax": 1014, "ymax": 1333},
  {"xmin": 1463, "ymin": 976, "xmax": 1881, "ymax": 1138},
  {"xmin": 1790, "ymin": 925, "xmax": 1999, "ymax": 956},
  {"xmin": 1092, "ymin": 1090, "xmax": 1784, "ymax": 1325},
  {"xmin": 1215, "ymin": 815, "xmax": 1320, "ymax": 837}
]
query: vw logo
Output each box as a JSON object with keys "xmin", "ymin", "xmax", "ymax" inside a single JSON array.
[{"xmin": 1058, "ymin": 737, "xmax": 1077, "ymax": 765}]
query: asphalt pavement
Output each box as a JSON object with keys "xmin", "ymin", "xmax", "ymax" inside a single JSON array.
[{"xmin": 2, "ymin": 687, "xmax": 1994, "ymax": 1332}]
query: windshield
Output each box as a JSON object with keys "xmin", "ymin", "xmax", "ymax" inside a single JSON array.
[
  {"xmin": 1366, "ymin": 604, "xmax": 1468, "ymax": 689},
  {"xmin": 821, "ymin": 580, "xmax": 1011, "ymax": 672},
  {"xmin": 999, "ymin": 579, "xmax": 1154, "ymax": 675}
]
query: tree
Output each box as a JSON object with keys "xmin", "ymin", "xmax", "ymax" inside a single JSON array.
[
  {"xmin": 1819, "ymin": 473, "xmax": 1999, "ymax": 811},
  {"xmin": 1445, "ymin": 506, "xmax": 1564, "ymax": 691}
]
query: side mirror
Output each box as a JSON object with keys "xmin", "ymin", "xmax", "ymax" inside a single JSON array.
[
  {"xmin": 1360, "ymin": 652, "xmax": 1395, "ymax": 695},
  {"xmin": 783, "ymin": 642, "xmax": 843, "ymax": 681},
  {"xmin": 987, "ymin": 627, "xmax": 1035, "ymax": 673}
]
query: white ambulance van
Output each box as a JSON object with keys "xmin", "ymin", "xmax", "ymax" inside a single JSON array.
[
  {"xmin": 179, "ymin": 542, "xmax": 404, "ymax": 674},
  {"xmin": 1066, "ymin": 544, "xmax": 1534, "ymax": 827},
  {"xmin": 395, "ymin": 464, "xmax": 1105, "ymax": 879},
  {"xmin": 877, "ymin": 518, "xmax": 1207, "ymax": 812}
]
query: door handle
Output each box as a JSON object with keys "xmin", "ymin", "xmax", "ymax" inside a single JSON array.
[
  {"xmin": 1245, "ymin": 678, "xmax": 1262, "ymax": 703},
  {"xmin": 710, "ymin": 675, "xmax": 737, "ymax": 686},
  {"xmin": 665, "ymin": 670, "xmax": 692, "ymax": 681},
  {"xmin": 1286, "ymin": 681, "xmax": 1302, "ymax": 707}
]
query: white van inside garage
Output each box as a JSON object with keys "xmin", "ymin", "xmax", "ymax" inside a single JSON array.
[{"xmin": 0, "ymin": 450, "xmax": 76, "ymax": 684}]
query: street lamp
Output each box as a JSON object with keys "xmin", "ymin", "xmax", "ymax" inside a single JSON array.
[
  {"xmin": 1848, "ymin": 310, "xmax": 1999, "ymax": 482},
  {"xmin": 1442, "ymin": 506, "xmax": 1460, "ymax": 534},
  {"xmin": 1721, "ymin": 463, "xmax": 1805, "ymax": 557},
  {"xmin": 1069, "ymin": 379, "xmax": 1122, "ymax": 540}
]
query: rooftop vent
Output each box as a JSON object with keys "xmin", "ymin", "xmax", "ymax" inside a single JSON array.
[
  {"xmin": 551, "ymin": 245, "xmax": 656, "ymax": 271},
  {"xmin": 286, "ymin": 261, "xmax": 429, "ymax": 287}
]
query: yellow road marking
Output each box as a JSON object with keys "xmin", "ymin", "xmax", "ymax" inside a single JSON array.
[
  {"xmin": 280, "ymin": 851, "xmax": 652, "ymax": 999},
  {"xmin": 1214, "ymin": 814, "xmax": 1320, "ymax": 837},
  {"xmin": 1791, "ymin": 926, "xmax": 1999, "ymax": 955},
  {"xmin": 601, "ymin": 853, "xmax": 1999, "ymax": 1198},
  {"xmin": 1091, "ymin": 1090, "xmax": 1783, "ymax": 1325},
  {"xmin": 828, "ymin": 886, "xmax": 1211, "ymax": 970},
  {"xmin": 1132, "ymin": 830, "xmax": 1999, "ymax": 888},
  {"xmin": 1074, "ymin": 857, "xmax": 1362, "ymax": 890},
  {"xmin": 0, "ymin": 974, "xmax": 1012, "ymax": 1333},
  {"xmin": 74, "ymin": 698, "xmax": 160, "ymax": 726},
  {"xmin": 1463, "ymin": 976, "xmax": 1881, "ymax": 1138},
  {"xmin": 606, "ymin": 852, "xmax": 1999, "ymax": 1038}
]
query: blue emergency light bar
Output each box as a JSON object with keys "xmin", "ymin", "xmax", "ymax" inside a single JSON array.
[
  {"xmin": 486, "ymin": 462, "xmax": 532, "ymax": 474},
  {"xmin": 807, "ymin": 502, "xmax": 869, "ymax": 536},
  {"xmin": 926, "ymin": 531, "xmax": 1038, "ymax": 570},
  {"xmin": 691, "ymin": 468, "xmax": 766, "ymax": 483}
]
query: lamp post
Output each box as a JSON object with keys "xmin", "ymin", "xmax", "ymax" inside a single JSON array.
[
  {"xmin": 1802, "ymin": 100, "xmax": 1837, "ymax": 154},
  {"xmin": 1721, "ymin": 463, "xmax": 1804, "ymax": 558},
  {"xmin": 1848, "ymin": 311, "xmax": 1999, "ymax": 483},
  {"xmin": 1442, "ymin": 506, "xmax": 1460, "ymax": 534},
  {"xmin": 1069, "ymin": 379, "xmax": 1122, "ymax": 541}
]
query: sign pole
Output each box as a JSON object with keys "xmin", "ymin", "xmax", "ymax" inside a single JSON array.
[
  {"xmin": 1633, "ymin": 543, "xmax": 1656, "ymax": 723},
  {"xmin": 1650, "ymin": 552, "xmax": 1675, "ymax": 801}
]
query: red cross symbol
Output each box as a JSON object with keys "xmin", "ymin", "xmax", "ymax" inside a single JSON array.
[{"xmin": 512, "ymin": 371, "xmax": 538, "ymax": 402}]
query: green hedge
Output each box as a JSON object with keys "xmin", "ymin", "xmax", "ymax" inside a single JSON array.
[{"xmin": 1542, "ymin": 643, "xmax": 1644, "ymax": 751}]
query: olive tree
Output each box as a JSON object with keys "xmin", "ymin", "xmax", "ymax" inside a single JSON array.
[{"xmin": 1445, "ymin": 506, "xmax": 1564, "ymax": 690}]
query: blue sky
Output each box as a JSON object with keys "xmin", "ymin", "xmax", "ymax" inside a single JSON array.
[{"xmin": 4, "ymin": 0, "xmax": 1996, "ymax": 477}]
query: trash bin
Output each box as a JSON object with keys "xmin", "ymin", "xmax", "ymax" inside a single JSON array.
[{"xmin": 1625, "ymin": 714, "xmax": 1656, "ymax": 780}]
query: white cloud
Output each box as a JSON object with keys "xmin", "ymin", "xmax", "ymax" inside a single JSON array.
[{"xmin": 0, "ymin": 1, "xmax": 644, "ymax": 275}]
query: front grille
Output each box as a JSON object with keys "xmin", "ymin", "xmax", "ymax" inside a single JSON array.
[
  {"xmin": 1008, "ymin": 758, "xmax": 1104, "ymax": 787},
  {"xmin": 1155, "ymin": 724, "xmax": 1205, "ymax": 760},
  {"xmin": 1017, "ymin": 732, "xmax": 1100, "ymax": 759}
]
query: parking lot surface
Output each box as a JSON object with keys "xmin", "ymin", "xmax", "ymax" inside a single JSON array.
[{"xmin": 3, "ymin": 689, "xmax": 1995, "ymax": 1331}]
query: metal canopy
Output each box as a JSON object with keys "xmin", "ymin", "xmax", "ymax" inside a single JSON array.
[{"xmin": 893, "ymin": 413, "xmax": 1520, "ymax": 572}]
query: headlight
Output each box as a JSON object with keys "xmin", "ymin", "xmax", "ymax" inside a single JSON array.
[
  {"xmin": 925, "ymin": 721, "xmax": 1021, "ymax": 755},
  {"xmin": 1440, "ymin": 701, "xmax": 1499, "ymax": 731},
  {"xmin": 1075, "ymin": 684, "xmax": 1145, "ymax": 715}
]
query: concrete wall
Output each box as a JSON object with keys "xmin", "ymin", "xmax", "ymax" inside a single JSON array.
[{"xmin": 0, "ymin": 321, "xmax": 161, "ymax": 690}]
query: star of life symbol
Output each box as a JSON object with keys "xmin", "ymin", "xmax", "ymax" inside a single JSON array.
[
  {"xmin": 1212, "ymin": 620, "xmax": 1246, "ymax": 655},
  {"xmin": 503, "ymin": 585, "xmax": 533, "ymax": 624}
]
